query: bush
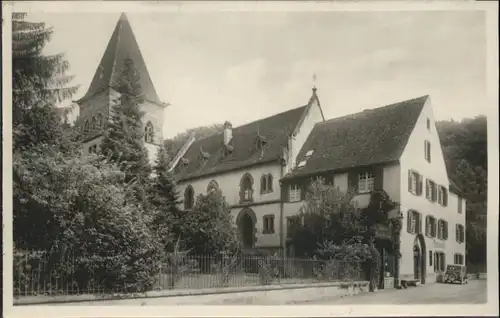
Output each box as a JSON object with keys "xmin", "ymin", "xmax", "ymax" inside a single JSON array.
[
  {"xmin": 14, "ymin": 151, "xmax": 164, "ymax": 294},
  {"xmin": 179, "ymin": 190, "xmax": 240, "ymax": 255}
]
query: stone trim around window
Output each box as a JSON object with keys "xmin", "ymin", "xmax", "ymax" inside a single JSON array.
[
  {"xmin": 239, "ymin": 173, "xmax": 254, "ymax": 204},
  {"xmin": 260, "ymin": 174, "xmax": 274, "ymax": 194},
  {"xmin": 262, "ymin": 214, "xmax": 275, "ymax": 234}
]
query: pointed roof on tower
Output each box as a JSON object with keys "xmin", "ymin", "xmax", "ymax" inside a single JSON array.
[{"xmin": 77, "ymin": 13, "xmax": 165, "ymax": 107}]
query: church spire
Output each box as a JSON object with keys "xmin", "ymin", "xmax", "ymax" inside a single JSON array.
[{"xmin": 78, "ymin": 13, "xmax": 165, "ymax": 107}]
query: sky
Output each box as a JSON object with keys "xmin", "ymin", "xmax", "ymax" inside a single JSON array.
[{"xmin": 26, "ymin": 9, "xmax": 487, "ymax": 139}]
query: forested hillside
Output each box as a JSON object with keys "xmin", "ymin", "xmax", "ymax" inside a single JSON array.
[
  {"xmin": 437, "ymin": 115, "xmax": 487, "ymax": 271},
  {"xmin": 164, "ymin": 124, "xmax": 223, "ymax": 157}
]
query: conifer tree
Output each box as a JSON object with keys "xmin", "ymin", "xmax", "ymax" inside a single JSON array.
[
  {"xmin": 12, "ymin": 12, "xmax": 79, "ymax": 152},
  {"xmin": 99, "ymin": 58, "xmax": 152, "ymax": 204},
  {"xmin": 149, "ymin": 146, "xmax": 182, "ymax": 249},
  {"xmin": 150, "ymin": 146, "xmax": 181, "ymax": 213}
]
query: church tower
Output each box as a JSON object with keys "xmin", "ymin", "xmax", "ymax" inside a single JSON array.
[{"xmin": 76, "ymin": 13, "xmax": 168, "ymax": 164}]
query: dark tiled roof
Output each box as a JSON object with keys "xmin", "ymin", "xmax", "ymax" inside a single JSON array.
[
  {"xmin": 174, "ymin": 105, "xmax": 309, "ymax": 181},
  {"xmin": 77, "ymin": 13, "xmax": 163, "ymax": 106},
  {"xmin": 282, "ymin": 95, "xmax": 428, "ymax": 180}
]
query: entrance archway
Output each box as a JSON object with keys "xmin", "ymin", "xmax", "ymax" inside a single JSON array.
[
  {"xmin": 236, "ymin": 208, "xmax": 257, "ymax": 249},
  {"xmin": 413, "ymin": 234, "xmax": 426, "ymax": 284}
]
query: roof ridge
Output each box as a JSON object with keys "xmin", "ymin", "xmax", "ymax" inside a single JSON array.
[
  {"xmin": 188, "ymin": 104, "xmax": 308, "ymax": 145},
  {"xmin": 319, "ymin": 95, "xmax": 429, "ymax": 126},
  {"xmin": 234, "ymin": 104, "xmax": 308, "ymax": 131}
]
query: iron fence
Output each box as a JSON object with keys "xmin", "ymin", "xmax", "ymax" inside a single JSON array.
[{"xmin": 13, "ymin": 250, "xmax": 363, "ymax": 298}]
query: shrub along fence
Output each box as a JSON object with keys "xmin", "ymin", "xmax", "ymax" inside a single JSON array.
[{"xmin": 13, "ymin": 249, "xmax": 363, "ymax": 298}]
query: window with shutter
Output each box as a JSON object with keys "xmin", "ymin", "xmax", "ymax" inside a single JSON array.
[
  {"xmin": 424, "ymin": 140, "xmax": 431, "ymax": 162},
  {"xmin": 407, "ymin": 211, "xmax": 413, "ymax": 233},
  {"xmin": 407, "ymin": 210, "xmax": 419, "ymax": 234},
  {"xmin": 417, "ymin": 174, "xmax": 423, "ymax": 195},
  {"xmin": 430, "ymin": 181, "xmax": 437, "ymax": 202},
  {"xmin": 408, "ymin": 170, "xmax": 421, "ymax": 195},
  {"xmin": 434, "ymin": 252, "xmax": 438, "ymax": 272},
  {"xmin": 442, "ymin": 187, "xmax": 448, "ymax": 206},
  {"xmin": 425, "ymin": 180, "xmax": 430, "ymax": 199},
  {"xmin": 429, "ymin": 216, "xmax": 436, "ymax": 237},
  {"xmin": 425, "ymin": 216, "xmax": 430, "ymax": 236},
  {"xmin": 408, "ymin": 170, "xmax": 414, "ymax": 193},
  {"xmin": 416, "ymin": 212, "xmax": 421, "ymax": 234}
]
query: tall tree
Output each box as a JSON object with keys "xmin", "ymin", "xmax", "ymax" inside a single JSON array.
[
  {"xmin": 12, "ymin": 12, "xmax": 79, "ymax": 152},
  {"xmin": 148, "ymin": 146, "xmax": 182, "ymax": 250},
  {"xmin": 99, "ymin": 58, "xmax": 152, "ymax": 205}
]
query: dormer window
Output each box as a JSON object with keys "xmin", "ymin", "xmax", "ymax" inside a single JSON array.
[
  {"xmin": 145, "ymin": 121, "xmax": 154, "ymax": 143},
  {"xmin": 256, "ymin": 134, "xmax": 268, "ymax": 151},
  {"xmin": 222, "ymin": 144, "xmax": 234, "ymax": 158},
  {"xmin": 200, "ymin": 146, "xmax": 211, "ymax": 160},
  {"xmin": 91, "ymin": 116, "xmax": 97, "ymax": 130},
  {"xmin": 239, "ymin": 173, "xmax": 254, "ymax": 203},
  {"xmin": 88, "ymin": 145, "xmax": 98, "ymax": 154},
  {"xmin": 179, "ymin": 157, "xmax": 190, "ymax": 169}
]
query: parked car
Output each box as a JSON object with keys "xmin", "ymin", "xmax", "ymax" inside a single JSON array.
[{"xmin": 443, "ymin": 265, "xmax": 468, "ymax": 284}]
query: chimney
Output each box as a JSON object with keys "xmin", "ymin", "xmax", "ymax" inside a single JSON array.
[{"xmin": 223, "ymin": 121, "xmax": 233, "ymax": 145}]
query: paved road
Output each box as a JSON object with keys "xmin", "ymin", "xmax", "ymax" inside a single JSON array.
[
  {"xmin": 50, "ymin": 280, "xmax": 487, "ymax": 306},
  {"xmin": 304, "ymin": 280, "xmax": 487, "ymax": 304}
]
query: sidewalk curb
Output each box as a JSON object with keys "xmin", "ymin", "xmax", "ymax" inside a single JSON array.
[{"xmin": 15, "ymin": 281, "xmax": 370, "ymax": 306}]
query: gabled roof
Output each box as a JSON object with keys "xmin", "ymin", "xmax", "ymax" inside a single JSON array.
[
  {"xmin": 174, "ymin": 103, "xmax": 312, "ymax": 182},
  {"xmin": 282, "ymin": 95, "xmax": 428, "ymax": 180},
  {"xmin": 77, "ymin": 13, "xmax": 163, "ymax": 106}
]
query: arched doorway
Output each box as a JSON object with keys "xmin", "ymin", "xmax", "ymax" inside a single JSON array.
[
  {"xmin": 413, "ymin": 234, "xmax": 426, "ymax": 284},
  {"xmin": 236, "ymin": 208, "xmax": 257, "ymax": 249}
]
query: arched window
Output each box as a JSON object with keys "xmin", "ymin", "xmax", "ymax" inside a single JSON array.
[
  {"xmin": 83, "ymin": 120, "xmax": 89, "ymax": 133},
  {"xmin": 260, "ymin": 175, "xmax": 267, "ymax": 194},
  {"xmin": 207, "ymin": 180, "xmax": 219, "ymax": 193},
  {"xmin": 239, "ymin": 173, "xmax": 254, "ymax": 203},
  {"xmin": 96, "ymin": 113, "xmax": 104, "ymax": 127},
  {"xmin": 91, "ymin": 116, "xmax": 97, "ymax": 130},
  {"xmin": 184, "ymin": 185, "xmax": 195, "ymax": 210},
  {"xmin": 144, "ymin": 121, "xmax": 154, "ymax": 143},
  {"xmin": 260, "ymin": 174, "xmax": 274, "ymax": 194},
  {"xmin": 267, "ymin": 174, "xmax": 273, "ymax": 192}
]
